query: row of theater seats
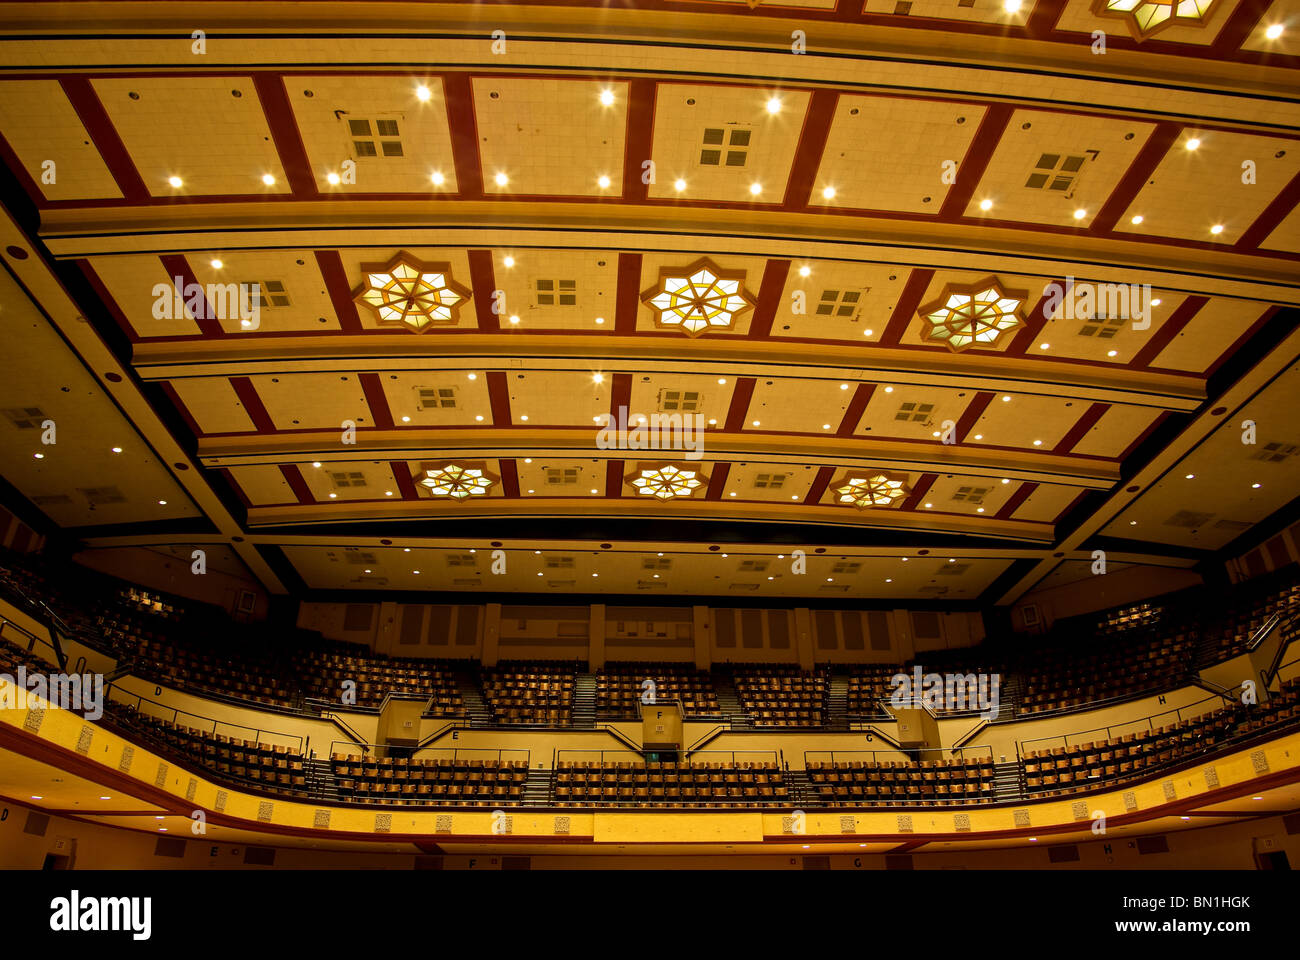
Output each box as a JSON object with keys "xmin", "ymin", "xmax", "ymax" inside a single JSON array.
[
  {"xmin": 553, "ymin": 761, "xmax": 789, "ymax": 806},
  {"xmin": 595, "ymin": 663, "xmax": 721, "ymax": 719},
  {"xmin": 806, "ymin": 758, "xmax": 996, "ymax": 806},
  {"xmin": 1018, "ymin": 633, "xmax": 1195, "ymax": 715},
  {"xmin": 481, "ymin": 663, "xmax": 575, "ymax": 724},
  {"xmin": 121, "ymin": 711, "xmax": 308, "ymax": 795},
  {"xmin": 297, "ymin": 651, "xmax": 464, "ymax": 714},
  {"xmin": 1022, "ymin": 683, "xmax": 1300, "ymax": 796},
  {"xmin": 1202, "ymin": 580, "xmax": 1300, "ymax": 661},
  {"xmin": 331, "ymin": 755, "xmax": 528, "ymax": 805},
  {"xmin": 734, "ymin": 667, "xmax": 828, "ymax": 727}
]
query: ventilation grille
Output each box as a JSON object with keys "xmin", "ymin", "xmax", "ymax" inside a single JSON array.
[
  {"xmin": 729, "ymin": 583, "xmax": 759, "ymax": 591},
  {"xmin": 938, "ymin": 563, "xmax": 971, "ymax": 575},
  {"xmin": 754, "ymin": 473, "xmax": 786, "ymax": 489},
  {"xmin": 737, "ymin": 559, "xmax": 770, "ymax": 572},
  {"xmin": 349, "ymin": 117, "xmax": 403, "ymax": 157},
  {"xmin": 345, "ymin": 551, "xmax": 379, "ymax": 565},
  {"xmin": 244, "ymin": 279, "xmax": 289, "ymax": 309},
  {"xmin": 817, "ymin": 290, "xmax": 861, "ymax": 317},
  {"xmin": 642, "ymin": 557, "xmax": 672, "ymax": 570},
  {"xmin": 445, "ymin": 554, "xmax": 477, "ymax": 567},
  {"xmin": 1079, "ymin": 316, "xmax": 1123, "ymax": 338},
  {"xmin": 1025, "ymin": 152, "xmax": 1088, "ymax": 191},
  {"xmin": 546, "ymin": 580, "xmax": 576, "ymax": 588},
  {"xmin": 1165, "ymin": 510, "xmax": 1214, "ymax": 528},
  {"xmin": 545, "ymin": 468, "xmax": 579, "ymax": 486},
  {"xmin": 637, "ymin": 580, "xmax": 668, "ymax": 590},
  {"xmin": 78, "ymin": 486, "xmax": 126, "ymax": 506},
  {"xmin": 895, "ymin": 401, "xmax": 934, "ymax": 423},
  {"xmin": 3, "ymin": 406, "xmax": 46, "ymax": 429},
  {"xmin": 1253, "ymin": 442, "xmax": 1298, "ymax": 463},
  {"xmin": 354, "ymin": 575, "xmax": 389, "ymax": 586},
  {"xmin": 659, "ymin": 390, "xmax": 701, "ymax": 412},
  {"xmin": 417, "ymin": 387, "xmax": 457, "ymax": 410},
  {"xmin": 544, "ymin": 556, "xmax": 575, "ymax": 569},
  {"xmin": 919, "ymin": 585, "xmax": 950, "ymax": 595},
  {"xmin": 831, "ymin": 561, "xmax": 861, "ymax": 574},
  {"xmin": 535, "ymin": 279, "xmax": 576, "ymax": 306},
  {"xmin": 452, "ymin": 578, "xmax": 482, "ymax": 587},
  {"xmin": 329, "ymin": 471, "xmax": 367, "ymax": 488},
  {"xmin": 952, "ymin": 486, "xmax": 991, "ymax": 504},
  {"xmin": 31, "ymin": 494, "xmax": 73, "ymax": 507},
  {"xmin": 700, "ymin": 127, "xmax": 749, "ymax": 166}
]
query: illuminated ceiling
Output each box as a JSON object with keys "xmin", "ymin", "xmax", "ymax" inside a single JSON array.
[{"xmin": 0, "ymin": 0, "xmax": 1296, "ymax": 604}]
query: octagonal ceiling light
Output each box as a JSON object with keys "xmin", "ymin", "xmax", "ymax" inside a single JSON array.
[
  {"xmin": 418, "ymin": 463, "xmax": 496, "ymax": 500},
  {"xmin": 833, "ymin": 471, "xmax": 911, "ymax": 509},
  {"xmin": 351, "ymin": 251, "xmax": 472, "ymax": 333},
  {"xmin": 626, "ymin": 463, "xmax": 707, "ymax": 500},
  {"xmin": 640, "ymin": 257, "xmax": 756, "ymax": 338},
  {"xmin": 1092, "ymin": 0, "xmax": 1217, "ymax": 40},
  {"xmin": 917, "ymin": 276, "xmax": 1028, "ymax": 353}
]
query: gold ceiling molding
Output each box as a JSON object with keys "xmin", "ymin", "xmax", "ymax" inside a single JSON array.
[
  {"xmin": 351, "ymin": 251, "xmax": 472, "ymax": 333},
  {"xmin": 640, "ymin": 258, "xmax": 757, "ymax": 338},
  {"xmin": 417, "ymin": 462, "xmax": 498, "ymax": 500},
  {"xmin": 832, "ymin": 471, "xmax": 912, "ymax": 510},
  {"xmin": 917, "ymin": 276, "xmax": 1029, "ymax": 353},
  {"xmin": 625, "ymin": 462, "xmax": 709, "ymax": 500},
  {"xmin": 1091, "ymin": 0, "xmax": 1218, "ymax": 40}
]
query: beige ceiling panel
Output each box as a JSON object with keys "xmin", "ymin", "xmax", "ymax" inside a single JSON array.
[
  {"xmin": 250, "ymin": 373, "xmax": 373, "ymax": 430},
  {"xmin": 168, "ymin": 376, "xmax": 256, "ymax": 434},
  {"xmin": 1010, "ymin": 482, "xmax": 1083, "ymax": 523},
  {"xmin": 746, "ymin": 377, "xmax": 857, "ymax": 434},
  {"xmin": 89, "ymin": 255, "xmax": 202, "ymax": 338},
  {"xmin": 965, "ymin": 393, "xmax": 1080, "ymax": 450},
  {"xmin": 1070, "ymin": 404, "xmax": 1161, "ymax": 459},
  {"xmin": 517, "ymin": 457, "xmax": 606, "ymax": 496},
  {"xmin": 384, "ymin": 371, "xmax": 494, "ymax": 426},
  {"xmin": 1149, "ymin": 299, "xmax": 1270, "ymax": 373},
  {"xmin": 773, "ymin": 261, "xmax": 903, "ymax": 342},
  {"xmin": 228, "ymin": 464, "xmax": 295, "ymax": 506},
  {"xmin": 508, "ymin": 371, "xmax": 610, "ymax": 427},
  {"xmin": 0, "ymin": 80, "xmax": 122, "ymax": 201},
  {"xmin": 301, "ymin": 460, "xmax": 398, "ymax": 502},
  {"xmin": 492, "ymin": 248, "xmax": 619, "ymax": 330},
  {"xmin": 187, "ymin": 251, "xmax": 340, "ymax": 334},
  {"xmin": 722, "ymin": 462, "xmax": 820, "ymax": 503}
]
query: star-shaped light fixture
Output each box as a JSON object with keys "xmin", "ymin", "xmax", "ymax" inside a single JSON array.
[
  {"xmin": 418, "ymin": 463, "xmax": 496, "ymax": 500},
  {"xmin": 352, "ymin": 252, "xmax": 472, "ymax": 333},
  {"xmin": 833, "ymin": 472, "xmax": 911, "ymax": 509},
  {"xmin": 917, "ymin": 276, "xmax": 1027, "ymax": 353},
  {"xmin": 640, "ymin": 258, "xmax": 756, "ymax": 337},
  {"xmin": 1091, "ymin": 0, "xmax": 1217, "ymax": 40},
  {"xmin": 626, "ymin": 464, "xmax": 707, "ymax": 501}
]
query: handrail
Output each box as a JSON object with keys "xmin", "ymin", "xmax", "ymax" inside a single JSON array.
[
  {"xmin": 0, "ymin": 584, "xmax": 68, "ymax": 670},
  {"xmin": 556, "ymin": 747, "xmax": 778, "ymax": 766},
  {"xmin": 1192, "ymin": 676, "xmax": 1243, "ymax": 705},
  {"xmin": 316, "ymin": 709, "xmax": 371, "ymax": 752},
  {"xmin": 0, "ymin": 612, "xmax": 64, "ymax": 671},
  {"xmin": 104, "ymin": 682, "xmax": 305, "ymax": 753},
  {"xmin": 328, "ymin": 739, "xmax": 529, "ymax": 765},
  {"xmin": 1018, "ymin": 692, "xmax": 1226, "ymax": 754},
  {"xmin": 1245, "ymin": 612, "xmax": 1282, "ymax": 653},
  {"xmin": 803, "ymin": 744, "xmax": 994, "ymax": 766},
  {"xmin": 951, "ymin": 718, "xmax": 990, "ymax": 749},
  {"xmin": 684, "ymin": 723, "xmax": 730, "ymax": 755},
  {"xmin": 1260, "ymin": 627, "xmax": 1298, "ymax": 691}
]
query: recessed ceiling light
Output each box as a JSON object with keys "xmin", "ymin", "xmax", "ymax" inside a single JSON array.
[
  {"xmin": 752, "ymin": 420, "xmax": 761, "ymax": 427},
  {"xmin": 1001, "ymin": 478, "xmax": 1009, "ymax": 484},
  {"xmin": 949, "ymin": 558, "xmax": 956, "ymax": 563},
  {"xmin": 385, "ymin": 491, "xmax": 393, "ymax": 496},
  {"xmin": 826, "ymin": 578, "xmax": 833, "ymax": 582},
  {"xmin": 1151, "ymin": 298, "xmax": 1162, "ymax": 306},
  {"xmin": 839, "ymin": 383, "xmax": 849, "ymax": 391},
  {"xmin": 503, "ymin": 256, "xmax": 515, "ymax": 268},
  {"xmin": 1107, "ymin": 350, "xmax": 1118, "ymax": 357},
  {"xmin": 885, "ymin": 578, "xmax": 893, "ymax": 583},
  {"xmin": 31, "ymin": 796, "xmax": 41, "ymax": 800},
  {"xmin": 210, "ymin": 259, "xmax": 223, "ymax": 269},
  {"xmin": 413, "ymin": 569, "xmax": 420, "ymax": 574},
  {"xmin": 592, "ymin": 573, "xmax": 598, "ymax": 577},
  {"xmin": 1039, "ymin": 343, "xmax": 1049, "ymax": 350},
  {"xmin": 924, "ymin": 503, "xmax": 932, "ymax": 509},
  {"xmin": 1266, "ymin": 23, "xmax": 1284, "ymax": 39},
  {"xmin": 599, "ymin": 89, "xmax": 615, "ymax": 106},
  {"xmin": 1252, "ymin": 482, "xmax": 1261, "ymax": 488},
  {"xmin": 766, "ymin": 96, "xmax": 782, "ymax": 114},
  {"xmin": 729, "ymin": 492, "xmax": 736, "ymax": 497},
  {"xmin": 597, "ymin": 175, "xmax": 611, "ymax": 189},
  {"xmin": 416, "ymin": 84, "xmax": 432, "ymax": 102},
  {"xmin": 467, "ymin": 373, "xmax": 477, "ymax": 380},
  {"xmin": 520, "ymin": 414, "xmax": 529, "ymax": 421},
  {"xmin": 883, "ymin": 386, "xmax": 893, "ymax": 393},
  {"xmin": 864, "ymin": 328, "xmax": 873, "ymax": 336},
  {"xmin": 509, "ymin": 315, "xmax": 520, "ymax": 324},
  {"xmin": 595, "ymin": 316, "xmax": 604, "ymax": 324},
  {"xmin": 799, "ymin": 265, "xmax": 811, "ymax": 277},
  {"xmin": 1130, "ymin": 214, "xmax": 1144, "ymax": 225},
  {"xmin": 158, "ymin": 499, "xmax": 167, "ymax": 505},
  {"xmin": 791, "ymin": 495, "xmax": 799, "ymax": 500},
  {"xmin": 528, "ymin": 489, "xmax": 535, "ymax": 494},
  {"xmin": 167, "ymin": 176, "xmax": 183, "ymax": 188},
  {"xmin": 822, "ymin": 186, "xmax": 836, "ymax": 199},
  {"xmin": 749, "ymin": 182, "xmax": 762, "ymax": 196},
  {"xmin": 99, "ymin": 796, "xmax": 110, "ymax": 800},
  {"xmin": 326, "ymin": 172, "xmax": 341, "ymax": 185},
  {"xmin": 1032, "ymin": 440, "xmax": 1042, "ymax": 446},
  {"xmin": 1003, "ymin": 0, "xmax": 1022, "ymax": 11},
  {"xmin": 901, "ymin": 557, "xmax": 908, "ymax": 562},
  {"xmin": 932, "ymin": 431, "xmax": 941, "ymax": 438},
  {"xmin": 1186, "ymin": 138, "xmax": 1201, "ymax": 150},
  {"xmin": 1129, "ymin": 520, "xmax": 1137, "ymax": 526},
  {"xmin": 592, "ymin": 373, "xmax": 604, "ymax": 384},
  {"xmin": 1186, "ymin": 473, "xmax": 1195, "ymax": 479},
  {"xmin": 1210, "ymin": 224, "xmax": 1224, "ymax": 235},
  {"xmin": 674, "ymin": 178, "xmax": 687, "ymax": 192},
  {"xmin": 1072, "ymin": 208, "xmax": 1086, "ymax": 220},
  {"xmin": 1001, "ymin": 395, "xmax": 1011, "ymax": 402},
  {"xmin": 329, "ymin": 493, "xmax": 337, "ymax": 498},
  {"xmin": 312, "ymin": 461, "xmax": 321, "ymax": 468},
  {"xmin": 431, "ymin": 171, "xmax": 445, "ymax": 186},
  {"xmin": 475, "ymin": 415, "xmax": 484, "ymax": 422},
  {"xmin": 974, "ymin": 434, "xmax": 983, "ymax": 440},
  {"xmin": 401, "ymin": 416, "xmax": 410, "ymax": 422},
  {"xmin": 717, "ymin": 378, "xmax": 727, "ymax": 385},
  {"xmin": 822, "ymin": 423, "xmax": 831, "ymax": 430},
  {"xmin": 979, "ymin": 198, "xmax": 993, "ymax": 211},
  {"xmin": 33, "ymin": 452, "xmax": 43, "ymax": 459},
  {"xmin": 404, "ymin": 548, "xmax": 411, "ymax": 552},
  {"xmin": 494, "ymin": 172, "xmax": 509, "ymax": 186}
]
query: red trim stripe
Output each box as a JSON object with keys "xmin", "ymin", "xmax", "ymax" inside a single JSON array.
[
  {"xmin": 706, "ymin": 462, "xmax": 732, "ymax": 500},
  {"xmin": 782, "ymin": 89, "xmax": 838, "ymax": 211},
  {"xmin": 251, "ymin": 74, "xmax": 318, "ymax": 197},
  {"xmin": 314, "ymin": 250, "xmax": 364, "ymax": 334},
  {"xmin": 160, "ymin": 254, "xmax": 223, "ymax": 338},
  {"xmin": 955, "ymin": 391, "xmax": 995, "ymax": 443},
  {"xmin": 1053, "ymin": 401, "xmax": 1110, "ymax": 454},
  {"xmin": 836, "ymin": 383, "xmax": 875, "ymax": 437},
  {"xmin": 391, "ymin": 461, "xmax": 419, "ymax": 500},
  {"xmin": 939, "ymin": 104, "xmax": 1013, "ymax": 220},
  {"xmin": 803, "ymin": 465, "xmax": 834, "ymax": 506},
  {"xmin": 358, "ymin": 373, "xmax": 394, "ymax": 429},
  {"xmin": 278, "ymin": 464, "xmax": 315, "ymax": 504},
  {"xmin": 486, "ymin": 371, "xmax": 513, "ymax": 426},
  {"xmin": 723, "ymin": 377, "xmax": 757, "ymax": 432},
  {"xmin": 615, "ymin": 253, "xmax": 643, "ymax": 334},
  {"xmin": 442, "ymin": 74, "xmax": 485, "ymax": 198},
  {"xmin": 1131, "ymin": 295, "xmax": 1208, "ymax": 368},
  {"xmin": 622, "ymin": 79, "xmax": 657, "ymax": 202},
  {"xmin": 605, "ymin": 459, "xmax": 625, "ymax": 498},
  {"xmin": 901, "ymin": 473, "xmax": 938, "ymax": 512},
  {"xmin": 746, "ymin": 259, "xmax": 790, "ymax": 340},
  {"xmin": 59, "ymin": 77, "xmax": 149, "ymax": 202},
  {"xmin": 1091, "ymin": 122, "xmax": 1181, "ymax": 235},
  {"xmin": 1236, "ymin": 167, "xmax": 1300, "ymax": 251},
  {"xmin": 879, "ymin": 269, "xmax": 933, "ymax": 347},
  {"xmin": 499, "ymin": 459, "xmax": 520, "ymax": 498},
  {"xmin": 229, "ymin": 376, "xmax": 276, "ymax": 433},
  {"xmin": 996, "ymin": 480, "xmax": 1039, "ymax": 520},
  {"xmin": 468, "ymin": 249, "xmax": 500, "ymax": 333}
]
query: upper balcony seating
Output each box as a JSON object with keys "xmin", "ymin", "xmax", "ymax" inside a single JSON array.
[
  {"xmin": 733, "ymin": 666, "xmax": 828, "ymax": 727},
  {"xmin": 482, "ymin": 663, "xmax": 575, "ymax": 725},
  {"xmin": 595, "ymin": 663, "xmax": 720, "ymax": 719},
  {"xmin": 298, "ymin": 652, "xmax": 464, "ymax": 714},
  {"xmin": 1018, "ymin": 632, "xmax": 1194, "ymax": 715},
  {"xmin": 554, "ymin": 760, "xmax": 788, "ymax": 807},
  {"xmin": 806, "ymin": 756, "xmax": 996, "ymax": 806},
  {"xmin": 332, "ymin": 755, "xmax": 527, "ymax": 806}
]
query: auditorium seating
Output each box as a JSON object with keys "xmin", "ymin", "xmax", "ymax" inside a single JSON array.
[
  {"xmin": 1018, "ymin": 631, "xmax": 1195, "ymax": 715},
  {"xmin": 554, "ymin": 759, "xmax": 788, "ymax": 806},
  {"xmin": 298, "ymin": 651, "xmax": 464, "ymax": 714},
  {"xmin": 332, "ymin": 754, "xmax": 527, "ymax": 805},
  {"xmin": 806, "ymin": 755, "xmax": 996, "ymax": 806},
  {"xmin": 733, "ymin": 666, "xmax": 827, "ymax": 727},
  {"xmin": 1201, "ymin": 579, "xmax": 1300, "ymax": 661},
  {"xmin": 595, "ymin": 663, "xmax": 720, "ymax": 719},
  {"xmin": 482, "ymin": 662, "xmax": 575, "ymax": 725}
]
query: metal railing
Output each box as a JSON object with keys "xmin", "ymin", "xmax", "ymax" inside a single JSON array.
[
  {"xmin": 328, "ymin": 739, "xmax": 529, "ymax": 765},
  {"xmin": 1018, "ymin": 692, "xmax": 1227, "ymax": 755},
  {"xmin": 555, "ymin": 747, "xmax": 778, "ymax": 767},
  {"xmin": 0, "ymin": 611, "xmax": 63, "ymax": 670},
  {"xmin": 104, "ymin": 683, "xmax": 306, "ymax": 754},
  {"xmin": 803, "ymin": 744, "xmax": 995, "ymax": 766}
]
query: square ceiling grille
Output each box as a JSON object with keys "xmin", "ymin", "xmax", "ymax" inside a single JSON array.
[
  {"xmin": 819, "ymin": 584, "xmax": 851, "ymax": 593},
  {"xmin": 951, "ymin": 486, "xmax": 991, "ymax": 504},
  {"xmin": 329, "ymin": 471, "xmax": 367, "ymax": 488},
  {"xmin": 754, "ymin": 473, "xmax": 787, "ymax": 489},
  {"xmin": 1025, "ymin": 152, "xmax": 1088, "ymax": 191},
  {"xmin": 1079, "ymin": 316, "xmax": 1123, "ymax": 337},
  {"xmin": 1253, "ymin": 442, "xmax": 1298, "ymax": 463},
  {"xmin": 659, "ymin": 390, "xmax": 702, "ymax": 412},
  {"xmin": 3, "ymin": 406, "xmax": 46, "ymax": 429},
  {"xmin": 545, "ymin": 556, "xmax": 576, "ymax": 569},
  {"xmin": 831, "ymin": 561, "xmax": 861, "ymax": 574},
  {"xmin": 637, "ymin": 580, "xmax": 669, "ymax": 590},
  {"xmin": 242, "ymin": 280, "xmax": 289, "ymax": 309},
  {"xmin": 938, "ymin": 563, "xmax": 971, "ymax": 575},
  {"xmin": 1165, "ymin": 510, "xmax": 1215, "ymax": 528},
  {"xmin": 345, "ymin": 551, "xmax": 378, "ymax": 565},
  {"xmin": 817, "ymin": 290, "xmax": 861, "ymax": 317},
  {"xmin": 642, "ymin": 557, "xmax": 672, "ymax": 570},
  {"xmin": 78, "ymin": 486, "xmax": 126, "ymax": 506},
  {"xmin": 30, "ymin": 494, "xmax": 73, "ymax": 506},
  {"xmin": 700, "ymin": 127, "xmax": 750, "ymax": 167},
  {"xmin": 446, "ymin": 554, "xmax": 477, "ymax": 567},
  {"xmin": 729, "ymin": 582, "xmax": 759, "ymax": 591},
  {"xmin": 895, "ymin": 401, "xmax": 935, "ymax": 423},
  {"xmin": 535, "ymin": 279, "xmax": 576, "ymax": 306},
  {"xmin": 452, "ymin": 578, "xmax": 482, "ymax": 587},
  {"xmin": 417, "ymin": 387, "xmax": 457, "ymax": 410},
  {"xmin": 737, "ymin": 559, "xmax": 770, "ymax": 572},
  {"xmin": 545, "ymin": 468, "xmax": 580, "ymax": 485},
  {"xmin": 349, "ymin": 117, "xmax": 403, "ymax": 157},
  {"xmin": 919, "ymin": 585, "xmax": 950, "ymax": 595}
]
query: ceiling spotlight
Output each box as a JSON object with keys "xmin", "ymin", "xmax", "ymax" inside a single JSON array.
[
  {"xmin": 1032, "ymin": 439, "xmax": 1042, "ymax": 446},
  {"xmin": 885, "ymin": 578, "xmax": 893, "ymax": 583},
  {"xmin": 210, "ymin": 259, "xmax": 223, "ymax": 269},
  {"xmin": 327, "ymin": 172, "xmax": 341, "ymax": 185},
  {"xmin": 883, "ymin": 386, "xmax": 894, "ymax": 393},
  {"xmin": 752, "ymin": 420, "xmax": 761, "ymax": 427},
  {"xmin": 977, "ymin": 507, "xmax": 985, "ymax": 513},
  {"xmin": 597, "ymin": 175, "xmax": 611, "ymax": 189},
  {"xmin": 718, "ymin": 378, "xmax": 727, "ymax": 385},
  {"xmin": 431, "ymin": 171, "xmax": 445, "ymax": 186},
  {"xmin": 974, "ymin": 434, "xmax": 983, "ymax": 440},
  {"xmin": 503, "ymin": 256, "xmax": 515, "ymax": 268},
  {"xmin": 312, "ymin": 461, "xmax": 321, "ymax": 468},
  {"xmin": 494, "ymin": 172, "xmax": 509, "ymax": 186},
  {"xmin": 1001, "ymin": 478, "xmax": 1010, "ymax": 484},
  {"xmin": 385, "ymin": 491, "xmax": 393, "ymax": 497},
  {"xmin": 591, "ymin": 488, "xmax": 598, "ymax": 494},
  {"xmin": 1130, "ymin": 214, "xmax": 1144, "ymax": 225},
  {"xmin": 749, "ymin": 182, "xmax": 762, "ymax": 196},
  {"xmin": 1186, "ymin": 473, "xmax": 1195, "ymax": 479},
  {"xmin": 509, "ymin": 315, "xmax": 520, "ymax": 324},
  {"xmin": 1186, "ymin": 138, "xmax": 1201, "ymax": 150},
  {"xmin": 1252, "ymin": 482, "xmax": 1261, "ymax": 488},
  {"xmin": 708, "ymin": 418, "xmax": 717, "ymax": 425},
  {"xmin": 765, "ymin": 96, "xmax": 782, "ymax": 114},
  {"xmin": 1210, "ymin": 224, "xmax": 1224, "ymax": 235},
  {"xmin": 1072, "ymin": 208, "xmax": 1087, "ymax": 220},
  {"xmin": 111, "ymin": 446, "xmax": 122, "ymax": 453},
  {"xmin": 524, "ymin": 458, "xmax": 532, "ymax": 463},
  {"xmin": 1039, "ymin": 343, "xmax": 1050, "ymax": 350},
  {"xmin": 799, "ymin": 265, "xmax": 811, "ymax": 277},
  {"xmin": 33, "ymin": 452, "xmax": 43, "ymax": 459},
  {"xmin": 592, "ymin": 373, "xmax": 604, "ymax": 383},
  {"xmin": 1107, "ymin": 350, "xmax": 1118, "ymax": 357},
  {"xmin": 167, "ymin": 176, "xmax": 183, "ymax": 188},
  {"xmin": 1001, "ymin": 395, "xmax": 1011, "ymax": 402},
  {"xmin": 979, "ymin": 198, "xmax": 993, "ymax": 211},
  {"xmin": 599, "ymin": 89, "xmax": 615, "ymax": 106},
  {"xmin": 158, "ymin": 500, "xmax": 167, "ymax": 505},
  {"xmin": 1003, "ymin": 0, "xmax": 1022, "ymax": 11},
  {"xmin": 261, "ymin": 174, "xmax": 275, "ymax": 186},
  {"xmin": 467, "ymin": 372, "xmax": 477, "ymax": 380},
  {"xmin": 822, "ymin": 186, "xmax": 838, "ymax": 200},
  {"xmin": 416, "ymin": 84, "xmax": 432, "ymax": 102},
  {"xmin": 1266, "ymin": 24, "xmax": 1284, "ymax": 39},
  {"xmin": 674, "ymin": 178, "xmax": 687, "ymax": 192}
]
